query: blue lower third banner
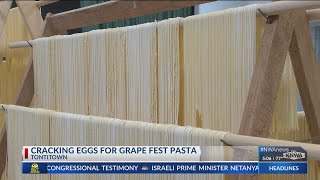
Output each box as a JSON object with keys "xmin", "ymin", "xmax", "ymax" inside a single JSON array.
[{"xmin": 22, "ymin": 162, "xmax": 307, "ymax": 174}]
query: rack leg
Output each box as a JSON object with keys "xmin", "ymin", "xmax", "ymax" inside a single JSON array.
[
  {"xmin": 289, "ymin": 10, "xmax": 320, "ymax": 144},
  {"xmin": 232, "ymin": 11, "xmax": 298, "ymax": 180}
]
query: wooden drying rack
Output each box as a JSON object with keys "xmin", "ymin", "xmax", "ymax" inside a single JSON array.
[{"xmin": 1, "ymin": 1, "xmax": 320, "ymax": 179}]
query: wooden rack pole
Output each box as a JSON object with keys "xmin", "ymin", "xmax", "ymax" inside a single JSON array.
[
  {"xmin": 48, "ymin": 1, "xmax": 211, "ymax": 31},
  {"xmin": 289, "ymin": 10, "xmax": 320, "ymax": 144},
  {"xmin": 16, "ymin": 1, "xmax": 44, "ymax": 39},
  {"xmin": 307, "ymin": 9, "xmax": 320, "ymax": 22},
  {"xmin": 256, "ymin": 1, "xmax": 320, "ymax": 16},
  {"xmin": 9, "ymin": 41, "xmax": 35, "ymax": 49},
  {"xmin": 48, "ymin": 1, "xmax": 320, "ymax": 32}
]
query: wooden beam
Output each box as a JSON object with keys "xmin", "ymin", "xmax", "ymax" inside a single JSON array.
[
  {"xmin": 231, "ymin": 12, "xmax": 298, "ymax": 180},
  {"xmin": 257, "ymin": 1, "xmax": 320, "ymax": 16},
  {"xmin": 49, "ymin": 1, "xmax": 211, "ymax": 31},
  {"xmin": 0, "ymin": 0, "xmax": 12, "ymax": 36},
  {"xmin": 289, "ymin": 10, "xmax": 320, "ymax": 144},
  {"xmin": 14, "ymin": 57, "xmax": 34, "ymax": 106},
  {"xmin": 307, "ymin": 8, "xmax": 320, "ymax": 22},
  {"xmin": 16, "ymin": 0, "xmax": 44, "ymax": 39},
  {"xmin": 239, "ymin": 12, "xmax": 297, "ymax": 137}
]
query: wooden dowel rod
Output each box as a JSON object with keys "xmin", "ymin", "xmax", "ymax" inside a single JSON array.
[
  {"xmin": 223, "ymin": 133, "xmax": 320, "ymax": 161},
  {"xmin": 35, "ymin": 0, "xmax": 59, "ymax": 7},
  {"xmin": 256, "ymin": 1, "xmax": 320, "ymax": 16},
  {"xmin": 9, "ymin": 41, "xmax": 34, "ymax": 49},
  {"xmin": 49, "ymin": 1, "xmax": 210, "ymax": 31},
  {"xmin": 48, "ymin": 0, "xmax": 320, "ymax": 31},
  {"xmin": 307, "ymin": 9, "xmax": 320, "ymax": 22}
]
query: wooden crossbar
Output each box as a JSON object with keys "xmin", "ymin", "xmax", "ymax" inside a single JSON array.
[
  {"xmin": 47, "ymin": 1, "xmax": 320, "ymax": 32},
  {"xmin": 256, "ymin": 1, "xmax": 320, "ymax": 16},
  {"xmin": 48, "ymin": 1, "xmax": 211, "ymax": 31}
]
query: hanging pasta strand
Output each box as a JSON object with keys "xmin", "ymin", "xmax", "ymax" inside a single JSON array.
[
  {"xmin": 34, "ymin": 33, "xmax": 90, "ymax": 114},
  {"xmin": 183, "ymin": 5, "xmax": 257, "ymax": 132},
  {"xmin": 88, "ymin": 30, "xmax": 107, "ymax": 116},
  {"xmin": 33, "ymin": 38, "xmax": 52, "ymax": 109},
  {"xmin": 157, "ymin": 18, "xmax": 181, "ymax": 125},
  {"xmin": 6, "ymin": 105, "xmax": 51, "ymax": 180},
  {"xmin": 126, "ymin": 23, "xmax": 157, "ymax": 123},
  {"xmin": 105, "ymin": 28, "xmax": 127, "ymax": 119}
]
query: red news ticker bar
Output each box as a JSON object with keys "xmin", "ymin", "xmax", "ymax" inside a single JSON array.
[{"xmin": 25, "ymin": 148, "xmax": 28, "ymax": 159}]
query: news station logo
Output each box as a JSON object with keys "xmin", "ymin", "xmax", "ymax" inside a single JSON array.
[
  {"xmin": 30, "ymin": 163, "xmax": 40, "ymax": 174},
  {"xmin": 283, "ymin": 150, "xmax": 305, "ymax": 160},
  {"xmin": 259, "ymin": 146, "xmax": 307, "ymax": 162}
]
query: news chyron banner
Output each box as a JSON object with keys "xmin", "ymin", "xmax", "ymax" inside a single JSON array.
[{"xmin": 22, "ymin": 146, "xmax": 307, "ymax": 174}]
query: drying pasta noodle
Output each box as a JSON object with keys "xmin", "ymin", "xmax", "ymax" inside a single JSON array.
[
  {"xmin": 88, "ymin": 30, "xmax": 108, "ymax": 117},
  {"xmin": 157, "ymin": 18, "xmax": 181, "ymax": 125},
  {"xmin": 34, "ymin": 22, "xmax": 159, "ymax": 123},
  {"xmin": 56, "ymin": 33, "xmax": 89, "ymax": 114},
  {"xmin": 183, "ymin": 4, "xmax": 298, "ymax": 133},
  {"xmin": 6, "ymin": 106, "xmax": 51, "ymax": 180},
  {"xmin": 33, "ymin": 4, "xmax": 298, "ymax": 132},
  {"xmin": 6, "ymin": 105, "xmax": 228, "ymax": 180},
  {"xmin": 88, "ymin": 28, "xmax": 127, "ymax": 118},
  {"xmin": 105, "ymin": 28, "xmax": 127, "ymax": 119},
  {"xmin": 183, "ymin": 5, "xmax": 257, "ymax": 132},
  {"xmin": 126, "ymin": 22, "xmax": 158, "ymax": 123},
  {"xmin": 34, "ymin": 33, "xmax": 89, "ymax": 114},
  {"xmin": 6, "ymin": 105, "xmax": 319, "ymax": 180},
  {"xmin": 33, "ymin": 38, "xmax": 52, "ymax": 109}
]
